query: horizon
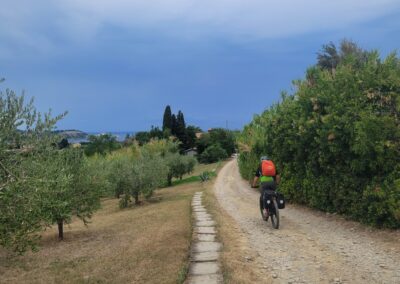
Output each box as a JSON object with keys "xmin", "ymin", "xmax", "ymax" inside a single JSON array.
[{"xmin": 1, "ymin": 1, "xmax": 400, "ymax": 132}]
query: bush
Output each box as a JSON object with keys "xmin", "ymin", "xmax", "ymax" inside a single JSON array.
[
  {"xmin": 196, "ymin": 128, "xmax": 236, "ymax": 157},
  {"xmin": 84, "ymin": 133, "xmax": 121, "ymax": 156},
  {"xmin": 166, "ymin": 153, "xmax": 197, "ymax": 186},
  {"xmin": 238, "ymin": 42, "xmax": 400, "ymax": 228},
  {"xmin": 199, "ymin": 144, "xmax": 228, "ymax": 163}
]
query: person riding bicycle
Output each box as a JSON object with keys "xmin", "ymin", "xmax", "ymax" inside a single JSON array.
[
  {"xmin": 252, "ymin": 156, "xmax": 280, "ymax": 189},
  {"xmin": 252, "ymin": 156, "xmax": 280, "ymax": 219}
]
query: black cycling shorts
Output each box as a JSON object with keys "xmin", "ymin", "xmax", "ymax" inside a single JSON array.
[{"xmin": 260, "ymin": 181, "xmax": 276, "ymax": 191}]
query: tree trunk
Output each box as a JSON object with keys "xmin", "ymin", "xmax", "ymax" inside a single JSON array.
[
  {"xmin": 57, "ymin": 220, "xmax": 64, "ymax": 240},
  {"xmin": 168, "ymin": 174, "xmax": 172, "ymax": 186},
  {"xmin": 134, "ymin": 192, "xmax": 139, "ymax": 204}
]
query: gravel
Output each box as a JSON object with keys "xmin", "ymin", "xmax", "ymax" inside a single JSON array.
[{"xmin": 215, "ymin": 160, "xmax": 400, "ymax": 284}]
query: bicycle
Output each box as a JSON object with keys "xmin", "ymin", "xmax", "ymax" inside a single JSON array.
[{"xmin": 259, "ymin": 189, "xmax": 282, "ymax": 229}]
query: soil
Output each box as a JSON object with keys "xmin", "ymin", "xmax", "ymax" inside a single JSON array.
[{"xmin": 214, "ymin": 160, "xmax": 400, "ymax": 284}]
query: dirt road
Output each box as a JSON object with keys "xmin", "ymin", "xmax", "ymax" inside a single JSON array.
[{"xmin": 215, "ymin": 160, "xmax": 400, "ymax": 284}]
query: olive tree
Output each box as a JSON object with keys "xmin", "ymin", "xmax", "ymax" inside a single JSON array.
[
  {"xmin": 116, "ymin": 148, "xmax": 168, "ymax": 208},
  {"xmin": 0, "ymin": 84, "xmax": 100, "ymax": 252},
  {"xmin": 0, "ymin": 86, "xmax": 65, "ymax": 252},
  {"xmin": 165, "ymin": 153, "xmax": 197, "ymax": 186},
  {"xmin": 36, "ymin": 149, "xmax": 100, "ymax": 240}
]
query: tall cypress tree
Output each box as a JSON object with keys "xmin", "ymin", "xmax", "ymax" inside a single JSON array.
[
  {"xmin": 162, "ymin": 105, "xmax": 172, "ymax": 131},
  {"xmin": 171, "ymin": 114, "xmax": 177, "ymax": 135},
  {"xmin": 176, "ymin": 111, "xmax": 187, "ymax": 149},
  {"xmin": 177, "ymin": 111, "xmax": 186, "ymax": 131}
]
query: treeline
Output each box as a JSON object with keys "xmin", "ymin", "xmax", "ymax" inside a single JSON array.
[
  {"xmin": 122, "ymin": 105, "xmax": 237, "ymax": 163},
  {"xmin": 131, "ymin": 106, "xmax": 200, "ymax": 151},
  {"xmin": 238, "ymin": 40, "xmax": 400, "ymax": 228}
]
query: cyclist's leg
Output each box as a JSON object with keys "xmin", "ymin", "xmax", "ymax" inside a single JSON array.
[{"xmin": 260, "ymin": 182, "xmax": 269, "ymax": 208}]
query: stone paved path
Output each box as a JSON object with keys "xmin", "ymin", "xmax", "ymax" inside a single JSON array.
[{"xmin": 186, "ymin": 192, "xmax": 223, "ymax": 284}]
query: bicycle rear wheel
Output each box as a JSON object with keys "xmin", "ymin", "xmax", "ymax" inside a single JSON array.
[
  {"xmin": 270, "ymin": 199, "xmax": 280, "ymax": 229},
  {"xmin": 259, "ymin": 194, "xmax": 268, "ymax": 221}
]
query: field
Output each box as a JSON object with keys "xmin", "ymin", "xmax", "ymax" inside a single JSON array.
[{"xmin": 0, "ymin": 163, "xmax": 220, "ymax": 284}]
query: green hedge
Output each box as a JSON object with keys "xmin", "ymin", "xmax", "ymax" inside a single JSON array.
[{"xmin": 238, "ymin": 46, "xmax": 400, "ymax": 228}]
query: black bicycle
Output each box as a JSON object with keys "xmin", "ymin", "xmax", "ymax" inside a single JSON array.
[{"xmin": 259, "ymin": 189, "xmax": 284, "ymax": 229}]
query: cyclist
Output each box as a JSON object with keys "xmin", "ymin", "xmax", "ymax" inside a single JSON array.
[{"xmin": 252, "ymin": 156, "xmax": 280, "ymax": 219}]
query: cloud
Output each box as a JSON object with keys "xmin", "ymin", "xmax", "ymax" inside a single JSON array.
[
  {"xmin": 1, "ymin": 0, "xmax": 399, "ymax": 54},
  {"xmin": 58, "ymin": 0, "xmax": 400, "ymax": 38}
]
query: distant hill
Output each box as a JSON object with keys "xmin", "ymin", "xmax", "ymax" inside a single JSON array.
[{"xmin": 53, "ymin": 130, "xmax": 88, "ymax": 139}]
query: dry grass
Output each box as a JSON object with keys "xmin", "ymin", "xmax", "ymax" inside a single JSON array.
[
  {"xmin": 0, "ymin": 183, "xmax": 205, "ymax": 284},
  {"xmin": 202, "ymin": 160, "xmax": 270, "ymax": 284}
]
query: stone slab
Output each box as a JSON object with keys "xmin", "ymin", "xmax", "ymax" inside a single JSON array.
[
  {"xmin": 196, "ymin": 227, "xmax": 216, "ymax": 234},
  {"xmin": 196, "ymin": 220, "xmax": 216, "ymax": 227},
  {"xmin": 189, "ymin": 262, "xmax": 220, "ymax": 276},
  {"xmin": 193, "ymin": 208, "xmax": 207, "ymax": 212},
  {"xmin": 194, "ymin": 216, "xmax": 212, "ymax": 221},
  {"xmin": 196, "ymin": 234, "xmax": 216, "ymax": 242},
  {"xmin": 195, "ymin": 216, "xmax": 212, "ymax": 221},
  {"xmin": 195, "ymin": 212, "xmax": 211, "ymax": 217},
  {"xmin": 188, "ymin": 274, "xmax": 223, "ymax": 284},
  {"xmin": 193, "ymin": 205, "xmax": 205, "ymax": 209},
  {"xmin": 191, "ymin": 251, "xmax": 219, "ymax": 262},
  {"xmin": 195, "ymin": 217, "xmax": 213, "ymax": 222},
  {"xmin": 192, "ymin": 242, "xmax": 222, "ymax": 253},
  {"xmin": 192, "ymin": 206, "xmax": 204, "ymax": 209}
]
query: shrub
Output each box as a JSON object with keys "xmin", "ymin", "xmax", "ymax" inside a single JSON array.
[
  {"xmin": 199, "ymin": 144, "xmax": 228, "ymax": 163},
  {"xmin": 165, "ymin": 153, "xmax": 197, "ymax": 186},
  {"xmin": 238, "ymin": 42, "xmax": 400, "ymax": 228},
  {"xmin": 84, "ymin": 133, "xmax": 121, "ymax": 156}
]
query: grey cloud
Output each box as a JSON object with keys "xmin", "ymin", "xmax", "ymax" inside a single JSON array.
[{"xmin": 1, "ymin": 0, "xmax": 399, "ymax": 53}]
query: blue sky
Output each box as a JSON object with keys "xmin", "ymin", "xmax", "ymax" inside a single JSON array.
[{"xmin": 1, "ymin": 1, "xmax": 400, "ymax": 132}]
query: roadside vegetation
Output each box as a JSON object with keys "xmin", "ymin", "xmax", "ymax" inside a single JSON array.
[
  {"xmin": 0, "ymin": 80, "xmax": 230, "ymax": 259},
  {"xmin": 0, "ymin": 90, "xmax": 221, "ymax": 281},
  {"xmin": 0, "ymin": 180, "xmax": 209, "ymax": 284},
  {"xmin": 238, "ymin": 40, "xmax": 400, "ymax": 228}
]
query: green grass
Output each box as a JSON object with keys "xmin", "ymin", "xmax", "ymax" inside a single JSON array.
[
  {"xmin": 172, "ymin": 175, "xmax": 202, "ymax": 186},
  {"xmin": 171, "ymin": 171, "xmax": 217, "ymax": 186}
]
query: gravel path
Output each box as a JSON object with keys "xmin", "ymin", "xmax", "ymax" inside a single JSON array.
[{"xmin": 215, "ymin": 160, "xmax": 400, "ymax": 284}]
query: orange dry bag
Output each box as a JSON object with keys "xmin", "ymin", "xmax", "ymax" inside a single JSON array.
[{"xmin": 261, "ymin": 160, "xmax": 276, "ymax": 176}]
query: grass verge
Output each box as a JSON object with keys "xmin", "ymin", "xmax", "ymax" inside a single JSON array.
[
  {"xmin": 0, "ymin": 182, "xmax": 202, "ymax": 284},
  {"xmin": 0, "ymin": 161, "xmax": 233, "ymax": 284}
]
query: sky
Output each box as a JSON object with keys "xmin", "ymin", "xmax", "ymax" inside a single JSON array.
[{"xmin": 1, "ymin": 0, "xmax": 400, "ymax": 132}]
